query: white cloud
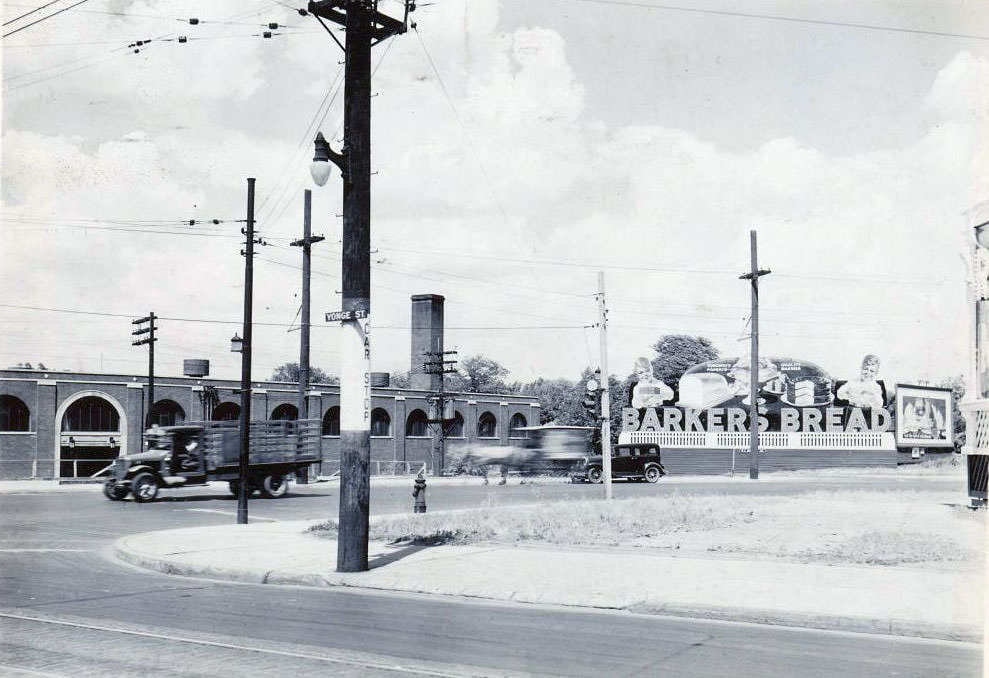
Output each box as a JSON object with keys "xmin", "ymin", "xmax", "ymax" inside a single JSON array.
[{"xmin": 2, "ymin": 2, "xmax": 987, "ymax": 386}]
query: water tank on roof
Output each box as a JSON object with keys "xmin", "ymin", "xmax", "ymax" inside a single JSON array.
[{"xmin": 183, "ymin": 359, "xmax": 210, "ymax": 378}]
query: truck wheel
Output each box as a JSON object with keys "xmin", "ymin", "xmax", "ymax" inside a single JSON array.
[
  {"xmin": 131, "ymin": 472, "xmax": 159, "ymax": 503},
  {"xmin": 644, "ymin": 465, "xmax": 662, "ymax": 483},
  {"xmin": 587, "ymin": 466, "xmax": 603, "ymax": 484},
  {"xmin": 260, "ymin": 474, "xmax": 288, "ymax": 498},
  {"xmin": 103, "ymin": 482, "xmax": 129, "ymax": 501}
]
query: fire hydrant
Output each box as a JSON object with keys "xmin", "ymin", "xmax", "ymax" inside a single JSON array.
[{"xmin": 412, "ymin": 471, "xmax": 427, "ymax": 513}]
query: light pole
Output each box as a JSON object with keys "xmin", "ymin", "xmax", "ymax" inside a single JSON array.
[
  {"xmin": 307, "ymin": 0, "xmax": 413, "ymax": 573},
  {"xmin": 310, "ymin": 126, "xmax": 372, "ymax": 572}
]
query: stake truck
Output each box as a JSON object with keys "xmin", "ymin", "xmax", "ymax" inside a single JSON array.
[{"xmin": 103, "ymin": 419, "xmax": 321, "ymax": 502}]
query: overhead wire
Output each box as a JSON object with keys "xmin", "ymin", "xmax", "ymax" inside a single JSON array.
[
  {"xmin": 3, "ymin": 0, "xmax": 91, "ymax": 38},
  {"xmin": 3, "ymin": 0, "xmax": 65, "ymax": 27},
  {"xmin": 556, "ymin": 0, "xmax": 989, "ymax": 42}
]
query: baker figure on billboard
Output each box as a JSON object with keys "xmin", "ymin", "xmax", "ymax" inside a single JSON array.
[
  {"xmin": 836, "ymin": 354, "xmax": 886, "ymax": 410},
  {"xmin": 628, "ymin": 357, "xmax": 674, "ymax": 409}
]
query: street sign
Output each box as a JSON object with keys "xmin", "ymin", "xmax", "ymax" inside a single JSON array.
[{"xmin": 325, "ymin": 309, "xmax": 369, "ymax": 322}]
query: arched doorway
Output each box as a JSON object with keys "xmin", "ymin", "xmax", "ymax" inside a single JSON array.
[
  {"xmin": 55, "ymin": 391, "xmax": 126, "ymax": 479},
  {"xmin": 406, "ymin": 409, "xmax": 428, "ymax": 437},
  {"xmin": 212, "ymin": 402, "xmax": 241, "ymax": 421},
  {"xmin": 322, "ymin": 406, "xmax": 340, "ymax": 436},
  {"xmin": 149, "ymin": 399, "xmax": 186, "ymax": 427},
  {"xmin": 478, "ymin": 411, "xmax": 497, "ymax": 438},
  {"xmin": 371, "ymin": 408, "xmax": 391, "ymax": 436},
  {"xmin": 447, "ymin": 411, "xmax": 465, "ymax": 437},
  {"xmin": 0, "ymin": 395, "xmax": 31, "ymax": 432},
  {"xmin": 271, "ymin": 403, "xmax": 299, "ymax": 421}
]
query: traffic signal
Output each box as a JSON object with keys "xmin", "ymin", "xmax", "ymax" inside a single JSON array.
[{"xmin": 583, "ymin": 375, "xmax": 601, "ymax": 419}]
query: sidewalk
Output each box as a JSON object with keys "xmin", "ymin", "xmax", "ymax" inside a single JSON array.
[{"xmin": 113, "ymin": 518, "xmax": 984, "ymax": 643}]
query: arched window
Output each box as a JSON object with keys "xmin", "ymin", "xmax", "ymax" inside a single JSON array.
[
  {"xmin": 149, "ymin": 400, "xmax": 185, "ymax": 428},
  {"xmin": 271, "ymin": 403, "xmax": 299, "ymax": 421},
  {"xmin": 447, "ymin": 411, "xmax": 464, "ymax": 437},
  {"xmin": 371, "ymin": 408, "xmax": 391, "ymax": 436},
  {"xmin": 0, "ymin": 395, "xmax": 30, "ymax": 432},
  {"xmin": 62, "ymin": 396, "xmax": 119, "ymax": 432},
  {"xmin": 322, "ymin": 406, "xmax": 340, "ymax": 436},
  {"xmin": 478, "ymin": 411, "xmax": 497, "ymax": 438},
  {"xmin": 509, "ymin": 413, "xmax": 528, "ymax": 438},
  {"xmin": 212, "ymin": 402, "xmax": 240, "ymax": 422},
  {"xmin": 406, "ymin": 409, "xmax": 428, "ymax": 437}
]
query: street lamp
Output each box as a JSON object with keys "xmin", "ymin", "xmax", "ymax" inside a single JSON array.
[
  {"xmin": 308, "ymin": 124, "xmax": 373, "ymax": 572},
  {"xmin": 230, "ymin": 333, "xmax": 243, "ymax": 353}
]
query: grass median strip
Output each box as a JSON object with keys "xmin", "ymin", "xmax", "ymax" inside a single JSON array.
[{"xmin": 309, "ymin": 486, "xmax": 983, "ymax": 567}]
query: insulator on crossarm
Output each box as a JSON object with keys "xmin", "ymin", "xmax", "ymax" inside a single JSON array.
[
  {"xmin": 212, "ymin": 219, "xmax": 220, "ymax": 224},
  {"xmin": 268, "ymin": 22, "xmax": 278, "ymax": 29},
  {"xmin": 178, "ymin": 36, "xmax": 188, "ymax": 43},
  {"xmin": 188, "ymin": 18, "xmax": 199, "ymax": 25},
  {"xmin": 262, "ymin": 31, "xmax": 272, "ymax": 38}
]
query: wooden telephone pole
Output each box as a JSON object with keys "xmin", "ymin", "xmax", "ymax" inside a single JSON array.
[
  {"xmin": 739, "ymin": 230, "xmax": 771, "ymax": 479},
  {"xmin": 131, "ymin": 312, "xmax": 157, "ymax": 428},
  {"xmin": 291, "ymin": 190, "xmax": 325, "ymax": 484},
  {"xmin": 307, "ymin": 0, "xmax": 414, "ymax": 572}
]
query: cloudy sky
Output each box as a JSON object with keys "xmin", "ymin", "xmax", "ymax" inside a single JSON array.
[{"xmin": 2, "ymin": 0, "xmax": 988, "ymax": 388}]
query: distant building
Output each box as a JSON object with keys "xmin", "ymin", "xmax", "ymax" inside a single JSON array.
[{"xmin": 0, "ymin": 294, "xmax": 540, "ymax": 479}]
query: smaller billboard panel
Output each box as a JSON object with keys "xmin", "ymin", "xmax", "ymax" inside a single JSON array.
[{"xmin": 894, "ymin": 384, "xmax": 953, "ymax": 448}]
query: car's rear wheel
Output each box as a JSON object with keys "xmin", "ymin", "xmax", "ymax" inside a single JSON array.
[
  {"xmin": 644, "ymin": 465, "xmax": 662, "ymax": 483},
  {"xmin": 587, "ymin": 466, "xmax": 603, "ymax": 484},
  {"xmin": 131, "ymin": 472, "xmax": 159, "ymax": 503}
]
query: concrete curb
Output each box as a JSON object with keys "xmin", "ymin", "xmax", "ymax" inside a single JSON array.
[
  {"xmin": 626, "ymin": 602, "xmax": 982, "ymax": 644},
  {"xmin": 112, "ymin": 531, "xmax": 982, "ymax": 644}
]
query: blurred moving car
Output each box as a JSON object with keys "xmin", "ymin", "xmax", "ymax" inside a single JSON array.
[{"xmin": 460, "ymin": 425, "xmax": 594, "ymax": 478}]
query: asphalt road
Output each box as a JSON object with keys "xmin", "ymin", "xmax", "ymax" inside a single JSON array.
[{"xmin": 0, "ymin": 475, "xmax": 981, "ymax": 678}]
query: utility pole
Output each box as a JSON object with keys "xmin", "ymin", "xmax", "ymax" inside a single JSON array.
[
  {"xmin": 131, "ymin": 312, "xmax": 157, "ymax": 428},
  {"xmin": 237, "ymin": 177, "xmax": 263, "ymax": 524},
  {"xmin": 739, "ymin": 230, "xmax": 771, "ymax": 480},
  {"xmin": 424, "ymin": 350, "xmax": 458, "ymax": 474},
  {"xmin": 308, "ymin": 0, "xmax": 413, "ymax": 572},
  {"xmin": 597, "ymin": 272, "xmax": 612, "ymax": 500},
  {"xmin": 291, "ymin": 189, "xmax": 325, "ymax": 484}
]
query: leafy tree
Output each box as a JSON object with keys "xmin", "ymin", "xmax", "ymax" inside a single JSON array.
[
  {"xmin": 649, "ymin": 334, "xmax": 720, "ymax": 385},
  {"xmin": 520, "ymin": 377, "xmax": 582, "ymax": 425},
  {"xmin": 939, "ymin": 375, "xmax": 966, "ymax": 453},
  {"xmin": 270, "ymin": 362, "xmax": 336, "ymax": 385},
  {"xmin": 457, "ymin": 354, "xmax": 512, "ymax": 393}
]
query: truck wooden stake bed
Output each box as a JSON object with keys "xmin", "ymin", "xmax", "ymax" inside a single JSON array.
[{"xmin": 103, "ymin": 419, "xmax": 321, "ymax": 502}]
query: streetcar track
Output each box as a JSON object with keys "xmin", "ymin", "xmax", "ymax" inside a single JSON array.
[{"xmin": 0, "ymin": 611, "xmax": 529, "ymax": 678}]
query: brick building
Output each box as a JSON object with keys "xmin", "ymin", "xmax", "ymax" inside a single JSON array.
[{"xmin": 0, "ymin": 294, "xmax": 540, "ymax": 479}]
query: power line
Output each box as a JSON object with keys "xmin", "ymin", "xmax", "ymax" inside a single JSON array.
[
  {"xmin": 3, "ymin": 0, "xmax": 63, "ymax": 27},
  {"xmin": 3, "ymin": 0, "xmax": 91, "ymax": 38},
  {"xmin": 558, "ymin": 0, "xmax": 989, "ymax": 42},
  {"xmin": 0, "ymin": 303, "xmax": 586, "ymax": 332}
]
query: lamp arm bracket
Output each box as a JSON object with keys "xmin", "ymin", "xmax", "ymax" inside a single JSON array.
[{"xmin": 327, "ymin": 146, "xmax": 346, "ymax": 174}]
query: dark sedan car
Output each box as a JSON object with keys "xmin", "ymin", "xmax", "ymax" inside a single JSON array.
[{"xmin": 576, "ymin": 443, "xmax": 665, "ymax": 483}]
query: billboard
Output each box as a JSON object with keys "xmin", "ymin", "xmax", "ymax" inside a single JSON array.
[
  {"xmin": 623, "ymin": 354, "xmax": 890, "ymax": 435},
  {"xmin": 894, "ymin": 384, "xmax": 953, "ymax": 448}
]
